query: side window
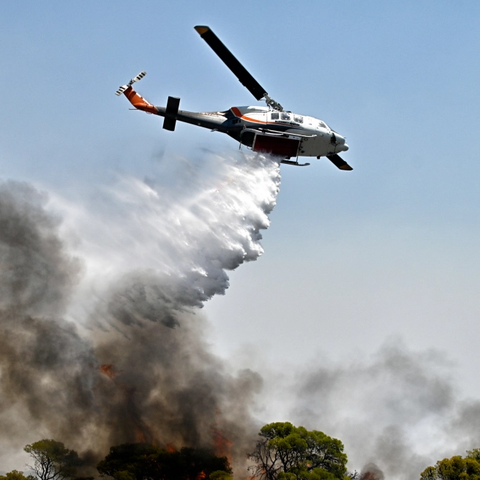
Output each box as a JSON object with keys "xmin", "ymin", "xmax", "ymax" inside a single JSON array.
[
  {"xmin": 281, "ymin": 113, "xmax": 291, "ymax": 121},
  {"xmin": 271, "ymin": 112, "xmax": 279, "ymax": 120},
  {"xmin": 294, "ymin": 116, "xmax": 303, "ymax": 124}
]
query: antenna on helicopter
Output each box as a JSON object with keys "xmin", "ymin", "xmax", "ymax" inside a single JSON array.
[{"xmin": 194, "ymin": 26, "xmax": 284, "ymax": 111}]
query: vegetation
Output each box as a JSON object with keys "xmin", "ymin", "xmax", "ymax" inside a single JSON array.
[
  {"xmin": 24, "ymin": 440, "xmax": 81, "ymax": 480},
  {"xmin": 420, "ymin": 448, "xmax": 480, "ymax": 480},
  {"xmin": 0, "ymin": 471, "xmax": 35, "ymax": 480},
  {"xmin": 7, "ymin": 429, "xmax": 350, "ymax": 480},
  {"xmin": 11, "ymin": 434, "xmax": 480, "ymax": 480},
  {"xmin": 247, "ymin": 422, "xmax": 349, "ymax": 480},
  {"xmin": 96, "ymin": 444, "xmax": 232, "ymax": 480}
]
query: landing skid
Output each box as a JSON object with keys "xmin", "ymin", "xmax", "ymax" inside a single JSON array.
[{"xmin": 281, "ymin": 159, "xmax": 310, "ymax": 167}]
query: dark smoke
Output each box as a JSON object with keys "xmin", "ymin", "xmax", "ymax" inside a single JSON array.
[
  {"xmin": 0, "ymin": 180, "xmax": 97, "ymax": 463},
  {"xmin": 0, "ymin": 152, "xmax": 280, "ymax": 475},
  {"xmin": 0, "ymin": 181, "xmax": 81, "ymax": 317}
]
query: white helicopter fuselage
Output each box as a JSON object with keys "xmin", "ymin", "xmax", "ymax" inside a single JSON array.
[{"xmin": 229, "ymin": 106, "xmax": 349, "ymax": 157}]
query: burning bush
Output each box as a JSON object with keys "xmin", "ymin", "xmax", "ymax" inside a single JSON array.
[{"xmin": 97, "ymin": 443, "xmax": 232, "ymax": 480}]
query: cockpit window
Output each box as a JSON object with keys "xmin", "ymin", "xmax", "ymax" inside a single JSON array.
[
  {"xmin": 270, "ymin": 112, "xmax": 279, "ymax": 120},
  {"xmin": 318, "ymin": 121, "xmax": 327, "ymax": 129},
  {"xmin": 294, "ymin": 115, "xmax": 303, "ymax": 123}
]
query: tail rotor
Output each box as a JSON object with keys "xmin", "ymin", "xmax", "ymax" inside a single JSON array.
[{"xmin": 115, "ymin": 71, "xmax": 147, "ymax": 96}]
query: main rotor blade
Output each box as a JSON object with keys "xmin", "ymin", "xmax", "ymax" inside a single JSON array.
[{"xmin": 194, "ymin": 26, "xmax": 267, "ymax": 101}]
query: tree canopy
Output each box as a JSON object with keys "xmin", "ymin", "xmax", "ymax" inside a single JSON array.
[
  {"xmin": 97, "ymin": 443, "xmax": 232, "ymax": 480},
  {"xmin": 420, "ymin": 449, "xmax": 480, "ymax": 480},
  {"xmin": 247, "ymin": 422, "xmax": 348, "ymax": 480},
  {"xmin": 0, "ymin": 471, "xmax": 35, "ymax": 480},
  {"xmin": 24, "ymin": 439, "xmax": 80, "ymax": 480}
]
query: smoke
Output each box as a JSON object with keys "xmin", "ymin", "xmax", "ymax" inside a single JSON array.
[
  {"xmin": 0, "ymin": 181, "xmax": 97, "ymax": 464},
  {"xmin": 0, "ymin": 151, "xmax": 280, "ymax": 475},
  {"xmin": 285, "ymin": 339, "xmax": 480, "ymax": 479},
  {"xmin": 0, "ymin": 181, "xmax": 81, "ymax": 317}
]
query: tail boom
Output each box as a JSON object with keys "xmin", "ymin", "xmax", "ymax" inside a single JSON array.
[{"xmin": 122, "ymin": 87, "xmax": 157, "ymax": 114}]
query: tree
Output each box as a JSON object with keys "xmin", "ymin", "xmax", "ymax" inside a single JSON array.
[
  {"xmin": 24, "ymin": 439, "xmax": 80, "ymax": 480},
  {"xmin": 247, "ymin": 422, "xmax": 348, "ymax": 480},
  {"xmin": 419, "ymin": 449, "xmax": 480, "ymax": 479},
  {"xmin": 0, "ymin": 471, "xmax": 35, "ymax": 480},
  {"xmin": 97, "ymin": 443, "xmax": 232, "ymax": 480},
  {"xmin": 171, "ymin": 447, "xmax": 232, "ymax": 480},
  {"xmin": 97, "ymin": 443, "xmax": 160, "ymax": 480},
  {"xmin": 209, "ymin": 472, "xmax": 232, "ymax": 480}
]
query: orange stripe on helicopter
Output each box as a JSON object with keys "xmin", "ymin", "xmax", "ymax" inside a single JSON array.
[
  {"xmin": 230, "ymin": 107, "xmax": 266, "ymax": 124},
  {"xmin": 230, "ymin": 107, "xmax": 291, "ymax": 126}
]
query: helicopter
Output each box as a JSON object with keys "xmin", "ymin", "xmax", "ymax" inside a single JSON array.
[{"xmin": 116, "ymin": 26, "xmax": 352, "ymax": 170}]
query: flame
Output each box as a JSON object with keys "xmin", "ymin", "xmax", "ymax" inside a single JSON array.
[
  {"xmin": 210, "ymin": 409, "xmax": 232, "ymax": 461},
  {"xmin": 100, "ymin": 364, "xmax": 116, "ymax": 379},
  {"xmin": 360, "ymin": 473, "xmax": 380, "ymax": 480},
  {"xmin": 134, "ymin": 424, "xmax": 148, "ymax": 444},
  {"xmin": 100, "ymin": 368, "xmax": 233, "ymax": 464},
  {"xmin": 100, "ymin": 363, "xmax": 155, "ymax": 444},
  {"xmin": 209, "ymin": 423, "xmax": 232, "ymax": 461}
]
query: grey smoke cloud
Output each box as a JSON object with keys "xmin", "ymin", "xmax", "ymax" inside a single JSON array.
[
  {"xmin": 0, "ymin": 180, "xmax": 97, "ymax": 464},
  {"xmin": 0, "ymin": 181, "xmax": 81, "ymax": 317},
  {"xmin": 286, "ymin": 340, "xmax": 480, "ymax": 479}
]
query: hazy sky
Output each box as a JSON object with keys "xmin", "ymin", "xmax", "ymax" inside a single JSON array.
[{"xmin": 1, "ymin": 1, "xmax": 480, "ymax": 478}]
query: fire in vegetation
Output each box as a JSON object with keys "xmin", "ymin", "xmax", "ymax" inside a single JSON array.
[{"xmin": 96, "ymin": 443, "xmax": 233, "ymax": 480}]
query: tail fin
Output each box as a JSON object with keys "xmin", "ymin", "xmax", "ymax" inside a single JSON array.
[
  {"xmin": 115, "ymin": 71, "xmax": 146, "ymax": 96},
  {"xmin": 115, "ymin": 71, "xmax": 157, "ymax": 114}
]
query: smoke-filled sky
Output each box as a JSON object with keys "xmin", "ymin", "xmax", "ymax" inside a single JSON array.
[{"xmin": 1, "ymin": 2, "xmax": 480, "ymax": 479}]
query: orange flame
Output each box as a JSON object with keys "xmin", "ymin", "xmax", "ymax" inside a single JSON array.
[
  {"xmin": 99, "ymin": 363, "xmax": 155, "ymax": 445},
  {"xmin": 211, "ymin": 425, "xmax": 233, "ymax": 460},
  {"xmin": 100, "ymin": 364, "xmax": 116, "ymax": 379},
  {"xmin": 195, "ymin": 472, "xmax": 206, "ymax": 480},
  {"xmin": 361, "ymin": 473, "xmax": 380, "ymax": 480}
]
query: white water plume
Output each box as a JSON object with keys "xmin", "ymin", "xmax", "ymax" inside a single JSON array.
[{"xmin": 54, "ymin": 150, "xmax": 281, "ymax": 328}]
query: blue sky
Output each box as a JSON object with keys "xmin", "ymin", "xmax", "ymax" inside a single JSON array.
[{"xmin": 2, "ymin": 1, "xmax": 480, "ymax": 477}]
